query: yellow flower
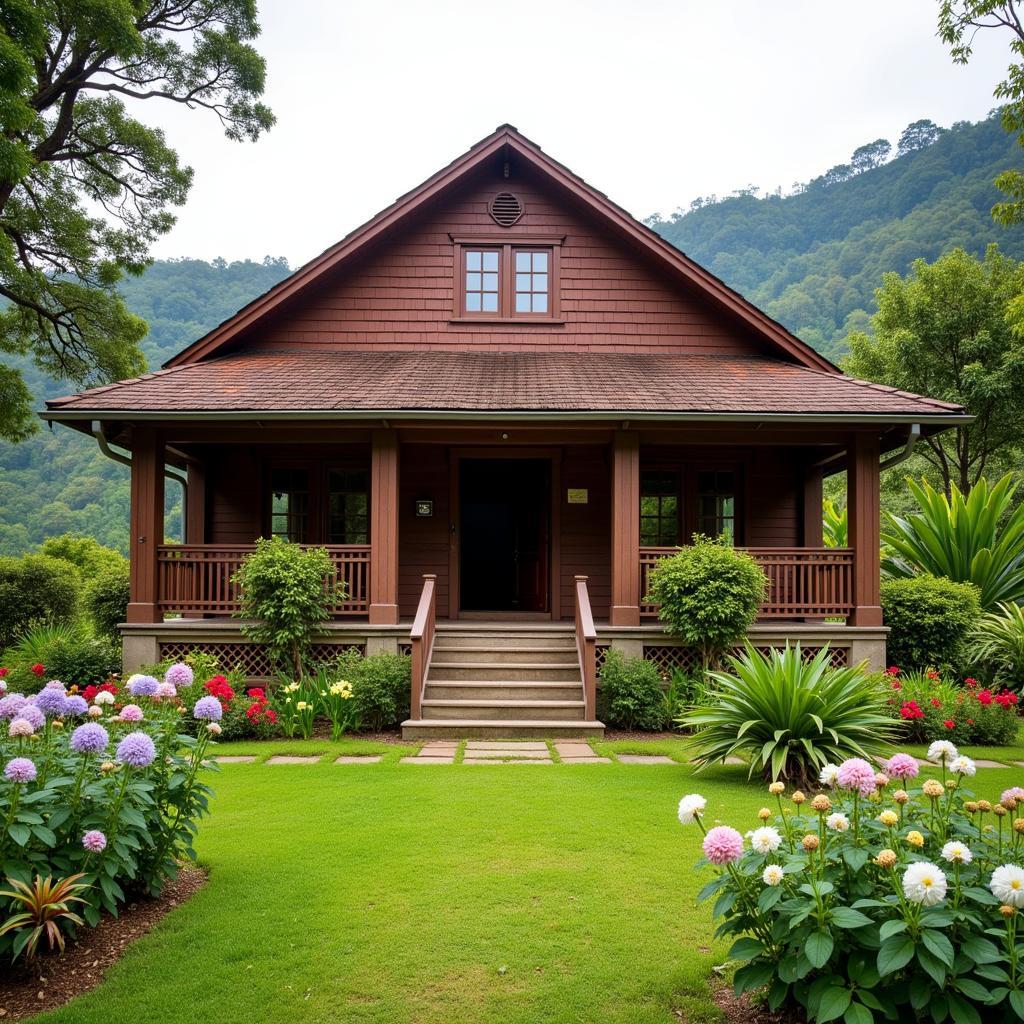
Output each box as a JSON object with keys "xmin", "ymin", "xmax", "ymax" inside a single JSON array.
[
  {"xmin": 791, "ymin": 791, "xmax": 806, "ymax": 805},
  {"xmin": 875, "ymin": 849, "xmax": 897, "ymax": 868},
  {"xmin": 769, "ymin": 782, "xmax": 785, "ymax": 795},
  {"xmin": 964, "ymin": 801, "xmax": 979, "ymax": 813},
  {"xmin": 878, "ymin": 810, "xmax": 899, "ymax": 827},
  {"xmin": 906, "ymin": 831, "xmax": 925, "ymax": 848},
  {"xmin": 1002, "ymin": 905, "xmax": 1018, "ymax": 918},
  {"xmin": 296, "ymin": 701, "xmax": 309, "ymax": 711},
  {"xmin": 51, "ymin": 720, "xmax": 63, "ymax": 731},
  {"xmin": 758, "ymin": 807, "xmax": 772, "ymax": 821},
  {"xmin": 893, "ymin": 789, "xmax": 910, "ymax": 805},
  {"xmin": 922, "ymin": 779, "xmax": 944, "ymax": 798},
  {"xmin": 802, "ymin": 834, "xmax": 820, "ymax": 852},
  {"xmin": 994, "ymin": 804, "xmax": 1008, "ymax": 818},
  {"xmin": 979, "ymin": 800, "xmax": 993, "ymax": 813},
  {"xmin": 1014, "ymin": 818, "xmax": 1024, "ymax": 834},
  {"xmin": 811, "ymin": 794, "xmax": 831, "ymax": 813}
]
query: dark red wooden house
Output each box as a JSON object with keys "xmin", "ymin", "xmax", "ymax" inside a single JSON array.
[{"xmin": 45, "ymin": 126, "xmax": 965, "ymax": 738}]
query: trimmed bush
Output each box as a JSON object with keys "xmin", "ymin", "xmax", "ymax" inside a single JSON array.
[
  {"xmin": 345, "ymin": 651, "xmax": 411, "ymax": 731},
  {"xmin": 597, "ymin": 649, "xmax": 665, "ymax": 731},
  {"xmin": 0, "ymin": 554, "xmax": 80, "ymax": 650},
  {"xmin": 880, "ymin": 574, "xmax": 980, "ymax": 673},
  {"xmin": 84, "ymin": 564, "xmax": 130, "ymax": 640},
  {"xmin": 645, "ymin": 536, "xmax": 767, "ymax": 666}
]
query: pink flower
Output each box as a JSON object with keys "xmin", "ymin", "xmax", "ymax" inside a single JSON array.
[
  {"xmin": 1001, "ymin": 787, "xmax": 1024, "ymax": 807},
  {"xmin": 885, "ymin": 753, "xmax": 920, "ymax": 781},
  {"xmin": 837, "ymin": 757, "xmax": 878, "ymax": 797},
  {"xmin": 702, "ymin": 825, "xmax": 744, "ymax": 866},
  {"xmin": 119, "ymin": 704, "xmax": 144, "ymax": 722},
  {"xmin": 81, "ymin": 830, "xmax": 106, "ymax": 853}
]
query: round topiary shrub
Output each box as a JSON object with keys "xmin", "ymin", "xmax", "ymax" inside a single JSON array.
[
  {"xmin": 645, "ymin": 536, "xmax": 767, "ymax": 666},
  {"xmin": 597, "ymin": 649, "xmax": 665, "ymax": 731},
  {"xmin": 85, "ymin": 564, "xmax": 131, "ymax": 639},
  {"xmin": 0, "ymin": 554, "xmax": 80, "ymax": 650},
  {"xmin": 880, "ymin": 573, "xmax": 980, "ymax": 674}
]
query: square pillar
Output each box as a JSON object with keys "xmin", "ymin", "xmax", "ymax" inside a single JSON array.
[
  {"xmin": 369, "ymin": 429, "xmax": 400, "ymax": 625},
  {"xmin": 126, "ymin": 426, "xmax": 165, "ymax": 624},
  {"xmin": 802, "ymin": 464, "xmax": 823, "ymax": 548},
  {"xmin": 847, "ymin": 433, "xmax": 883, "ymax": 627},
  {"xmin": 610, "ymin": 430, "xmax": 641, "ymax": 626}
]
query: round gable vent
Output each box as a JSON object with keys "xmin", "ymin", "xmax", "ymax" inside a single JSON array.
[{"xmin": 489, "ymin": 192, "xmax": 523, "ymax": 226}]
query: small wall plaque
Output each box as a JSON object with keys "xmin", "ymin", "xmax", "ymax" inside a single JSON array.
[
  {"xmin": 415, "ymin": 500, "xmax": 434, "ymax": 517},
  {"xmin": 567, "ymin": 488, "xmax": 588, "ymax": 504}
]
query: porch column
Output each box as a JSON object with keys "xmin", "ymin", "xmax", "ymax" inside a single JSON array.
[
  {"xmin": 610, "ymin": 430, "xmax": 641, "ymax": 627},
  {"xmin": 802, "ymin": 464, "xmax": 823, "ymax": 547},
  {"xmin": 185, "ymin": 462, "xmax": 206, "ymax": 544},
  {"xmin": 369, "ymin": 428, "xmax": 400, "ymax": 625},
  {"xmin": 847, "ymin": 433, "xmax": 883, "ymax": 627},
  {"xmin": 126, "ymin": 426, "xmax": 165, "ymax": 624}
]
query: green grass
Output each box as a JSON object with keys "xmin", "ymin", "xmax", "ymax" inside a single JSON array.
[{"xmin": 28, "ymin": 743, "xmax": 1024, "ymax": 1024}]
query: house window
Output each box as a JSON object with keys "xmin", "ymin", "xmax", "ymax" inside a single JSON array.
[
  {"xmin": 327, "ymin": 469, "xmax": 369, "ymax": 544},
  {"xmin": 697, "ymin": 470, "xmax": 737, "ymax": 542},
  {"xmin": 514, "ymin": 250, "xmax": 549, "ymax": 313},
  {"xmin": 640, "ymin": 471, "xmax": 680, "ymax": 546},
  {"xmin": 464, "ymin": 249, "xmax": 500, "ymax": 313},
  {"xmin": 270, "ymin": 468, "xmax": 309, "ymax": 542}
]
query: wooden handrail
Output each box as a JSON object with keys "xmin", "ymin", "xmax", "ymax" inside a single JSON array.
[
  {"xmin": 574, "ymin": 575, "xmax": 597, "ymax": 721},
  {"xmin": 409, "ymin": 574, "xmax": 437, "ymax": 720}
]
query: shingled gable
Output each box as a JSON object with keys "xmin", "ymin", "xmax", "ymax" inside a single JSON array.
[{"xmin": 162, "ymin": 124, "xmax": 837, "ymax": 373}]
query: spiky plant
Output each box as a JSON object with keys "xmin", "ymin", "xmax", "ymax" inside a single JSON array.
[
  {"xmin": 680, "ymin": 644, "xmax": 897, "ymax": 786},
  {"xmin": 0, "ymin": 874, "xmax": 89, "ymax": 961},
  {"xmin": 970, "ymin": 601, "xmax": 1024, "ymax": 686}
]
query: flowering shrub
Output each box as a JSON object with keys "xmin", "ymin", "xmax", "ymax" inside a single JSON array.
[
  {"xmin": 885, "ymin": 667, "xmax": 1019, "ymax": 745},
  {"xmin": 686, "ymin": 745, "xmax": 1024, "ymax": 1022},
  {"xmin": 0, "ymin": 665, "xmax": 219, "ymax": 960}
]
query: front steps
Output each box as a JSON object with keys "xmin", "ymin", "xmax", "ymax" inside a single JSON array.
[{"xmin": 401, "ymin": 625, "xmax": 605, "ymax": 740}]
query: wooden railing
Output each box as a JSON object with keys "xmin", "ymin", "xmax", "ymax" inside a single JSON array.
[
  {"xmin": 574, "ymin": 575, "xmax": 597, "ymax": 720},
  {"xmin": 409, "ymin": 574, "xmax": 437, "ymax": 720},
  {"xmin": 156, "ymin": 544, "xmax": 371, "ymax": 617},
  {"xmin": 640, "ymin": 546, "xmax": 856, "ymax": 620}
]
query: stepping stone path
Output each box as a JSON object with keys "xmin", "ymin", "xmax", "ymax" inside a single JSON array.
[
  {"xmin": 553, "ymin": 741, "xmax": 610, "ymax": 764},
  {"xmin": 215, "ymin": 755, "xmax": 257, "ymax": 764},
  {"xmin": 617, "ymin": 754, "xmax": 676, "ymax": 765},
  {"xmin": 463, "ymin": 741, "xmax": 553, "ymax": 765},
  {"xmin": 266, "ymin": 755, "xmax": 322, "ymax": 765},
  {"xmin": 335, "ymin": 755, "xmax": 382, "ymax": 764}
]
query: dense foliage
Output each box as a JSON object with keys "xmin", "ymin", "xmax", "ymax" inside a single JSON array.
[
  {"xmin": 971, "ymin": 602, "xmax": 1024, "ymax": 686},
  {"xmin": 0, "ymin": 554, "xmax": 79, "ymax": 649},
  {"xmin": 681, "ymin": 645, "xmax": 897, "ymax": 785},
  {"xmin": 880, "ymin": 575, "xmax": 981, "ymax": 674},
  {"xmin": 84, "ymin": 565, "xmax": 131, "ymax": 641},
  {"xmin": 688, "ymin": 748, "xmax": 1024, "ymax": 1024},
  {"xmin": 332, "ymin": 650, "xmax": 412, "ymax": 732},
  {"xmin": 597, "ymin": 650, "xmax": 665, "ymax": 731}
]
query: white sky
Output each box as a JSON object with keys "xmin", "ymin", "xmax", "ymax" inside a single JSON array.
[{"xmin": 148, "ymin": 0, "xmax": 1014, "ymax": 266}]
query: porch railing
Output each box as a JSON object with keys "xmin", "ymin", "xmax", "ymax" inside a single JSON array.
[
  {"xmin": 574, "ymin": 575, "xmax": 597, "ymax": 719},
  {"xmin": 156, "ymin": 544, "xmax": 371, "ymax": 617},
  {"xmin": 639, "ymin": 546, "xmax": 856, "ymax": 620},
  {"xmin": 409, "ymin": 574, "xmax": 437, "ymax": 720}
]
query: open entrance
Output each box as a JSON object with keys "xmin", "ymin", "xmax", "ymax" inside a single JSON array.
[{"xmin": 459, "ymin": 458, "xmax": 550, "ymax": 614}]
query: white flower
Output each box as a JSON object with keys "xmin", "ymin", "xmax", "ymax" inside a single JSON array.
[
  {"xmin": 819, "ymin": 763, "xmax": 840, "ymax": 787},
  {"xmin": 762, "ymin": 864, "xmax": 784, "ymax": 886},
  {"xmin": 0, "ymin": 680, "xmax": 6, "ymax": 694},
  {"xmin": 94, "ymin": 691, "xmax": 114, "ymax": 706},
  {"xmin": 903, "ymin": 862, "xmax": 947, "ymax": 906},
  {"xmin": 927, "ymin": 740, "xmax": 959, "ymax": 765},
  {"xmin": 941, "ymin": 841, "xmax": 973, "ymax": 865},
  {"xmin": 950, "ymin": 755, "xmax": 976, "ymax": 777},
  {"xmin": 826, "ymin": 813, "xmax": 850, "ymax": 832},
  {"xmin": 991, "ymin": 865, "xmax": 1024, "ymax": 908},
  {"xmin": 749, "ymin": 826, "xmax": 783, "ymax": 854},
  {"xmin": 678, "ymin": 794, "xmax": 707, "ymax": 825}
]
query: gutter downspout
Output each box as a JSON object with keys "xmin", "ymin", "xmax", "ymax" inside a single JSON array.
[
  {"xmin": 91, "ymin": 419, "xmax": 188, "ymax": 513},
  {"xmin": 879, "ymin": 423, "xmax": 921, "ymax": 471}
]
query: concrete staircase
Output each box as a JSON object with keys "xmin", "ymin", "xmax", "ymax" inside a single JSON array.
[{"xmin": 401, "ymin": 624, "xmax": 605, "ymax": 740}]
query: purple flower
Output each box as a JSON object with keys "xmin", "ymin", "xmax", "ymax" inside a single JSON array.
[
  {"xmin": 126, "ymin": 674, "xmax": 159, "ymax": 698},
  {"xmin": 837, "ymin": 757, "xmax": 878, "ymax": 797},
  {"xmin": 164, "ymin": 663, "xmax": 194, "ymax": 689},
  {"xmin": 4, "ymin": 757, "xmax": 37, "ymax": 783},
  {"xmin": 192, "ymin": 695, "xmax": 223, "ymax": 722},
  {"xmin": 15, "ymin": 704, "xmax": 44, "ymax": 730},
  {"xmin": 116, "ymin": 731, "xmax": 156, "ymax": 768},
  {"xmin": 119, "ymin": 704, "xmax": 144, "ymax": 722},
  {"xmin": 81, "ymin": 830, "xmax": 107, "ymax": 854},
  {"xmin": 33, "ymin": 685, "xmax": 68, "ymax": 717},
  {"xmin": 64, "ymin": 695, "xmax": 89, "ymax": 717},
  {"xmin": 0, "ymin": 693, "xmax": 27, "ymax": 719},
  {"xmin": 70, "ymin": 722, "xmax": 109, "ymax": 755}
]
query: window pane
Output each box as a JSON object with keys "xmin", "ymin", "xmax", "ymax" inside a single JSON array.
[
  {"xmin": 466, "ymin": 292, "xmax": 481, "ymax": 312},
  {"xmin": 516, "ymin": 251, "xmax": 531, "ymax": 271},
  {"xmin": 516, "ymin": 273, "xmax": 531, "ymax": 292},
  {"xmin": 482, "ymin": 251, "xmax": 499, "ymax": 271},
  {"xmin": 532, "ymin": 293, "xmax": 547, "ymax": 312},
  {"xmin": 466, "ymin": 272, "xmax": 481, "ymax": 291},
  {"xmin": 482, "ymin": 292, "xmax": 498, "ymax": 312},
  {"xmin": 483, "ymin": 273, "xmax": 498, "ymax": 290},
  {"xmin": 533, "ymin": 252, "xmax": 548, "ymax": 271},
  {"xmin": 515, "ymin": 293, "xmax": 531, "ymax": 313},
  {"xmin": 466, "ymin": 251, "xmax": 481, "ymax": 271},
  {"xmin": 534, "ymin": 273, "xmax": 548, "ymax": 293}
]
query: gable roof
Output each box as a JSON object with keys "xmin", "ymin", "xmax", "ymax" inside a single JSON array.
[{"xmin": 163, "ymin": 125, "xmax": 838, "ymax": 373}]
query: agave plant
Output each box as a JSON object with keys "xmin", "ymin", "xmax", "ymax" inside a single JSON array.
[
  {"xmin": 679, "ymin": 644, "xmax": 896, "ymax": 786},
  {"xmin": 0, "ymin": 873, "xmax": 89, "ymax": 961},
  {"xmin": 881, "ymin": 474, "xmax": 1024, "ymax": 609},
  {"xmin": 970, "ymin": 601, "xmax": 1024, "ymax": 685}
]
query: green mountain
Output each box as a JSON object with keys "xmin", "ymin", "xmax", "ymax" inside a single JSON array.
[
  {"xmin": 647, "ymin": 112, "xmax": 1024, "ymax": 360},
  {"xmin": 0, "ymin": 258, "xmax": 291, "ymax": 555}
]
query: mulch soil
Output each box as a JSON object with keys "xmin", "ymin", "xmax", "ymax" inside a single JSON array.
[
  {"xmin": 712, "ymin": 984, "xmax": 804, "ymax": 1024},
  {"xmin": 0, "ymin": 865, "xmax": 207, "ymax": 1021}
]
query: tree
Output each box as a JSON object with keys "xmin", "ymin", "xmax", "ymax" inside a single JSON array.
[
  {"xmin": 896, "ymin": 118, "xmax": 943, "ymax": 156},
  {"xmin": 938, "ymin": 1, "xmax": 1024, "ymax": 223},
  {"xmin": 843, "ymin": 245, "xmax": 1024, "ymax": 495},
  {"xmin": 851, "ymin": 138, "xmax": 891, "ymax": 173},
  {"xmin": 0, "ymin": 2, "xmax": 274, "ymax": 442}
]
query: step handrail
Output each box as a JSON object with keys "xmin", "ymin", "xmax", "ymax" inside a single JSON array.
[
  {"xmin": 574, "ymin": 575, "xmax": 597, "ymax": 720},
  {"xmin": 409, "ymin": 574, "xmax": 437, "ymax": 719}
]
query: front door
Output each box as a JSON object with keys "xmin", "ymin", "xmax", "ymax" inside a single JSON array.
[{"xmin": 459, "ymin": 458, "xmax": 550, "ymax": 613}]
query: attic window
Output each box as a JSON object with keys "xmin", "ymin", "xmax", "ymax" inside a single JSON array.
[{"xmin": 489, "ymin": 192, "xmax": 523, "ymax": 226}]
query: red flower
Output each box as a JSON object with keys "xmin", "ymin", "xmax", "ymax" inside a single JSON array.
[
  {"xmin": 930, "ymin": 698, "xmax": 941, "ymax": 708},
  {"xmin": 926, "ymin": 669, "xmax": 940, "ymax": 681},
  {"xmin": 265, "ymin": 709, "xmax": 278, "ymax": 724},
  {"xmin": 82, "ymin": 682, "xmax": 118, "ymax": 702},
  {"xmin": 30, "ymin": 663, "xmax": 45, "ymax": 677},
  {"xmin": 247, "ymin": 688, "xmax": 266, "ymax": 701},
  {"xmin": 968, "ymin": 718, "xmax": 975, "ymax": 725},
  {"xmin": 900, "ymin": 701, "xmax": 924, "ymax": 720},
  {"xmin": 964, "ymin": 677, "xmax": 978, "ymax": 688},
  {"xmin": 944, "ymin": 719, "xmax": 955, "ymax": 729},
  {"xmin": 204, "ymin": 675, "xmax": 235, "ymax": 707},
  {"xmin": 0, "ymin": 667, "xmax": 7, "ymax": 678},
  {"xmin": 996, "ymin": 691, "xmax": 1020, "ymax": 708},
  {"xmin": 977, "ymin": 689, "xmax": 994, "ymax": 706},
  {"xmin": 886, "ymin": 666, "xmax": 900, "ymax": 677},
  {"xmin": 891, "ymin": 680, "xmax": 902, "ymax": 691}
]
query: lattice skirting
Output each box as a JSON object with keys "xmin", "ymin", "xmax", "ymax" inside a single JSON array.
[
  {"xmin": 157, "ymin": 640, "xmax": 366, "ymax": 680},
  {"xmin": 641, "ymin": 643, "xmax": 849, "ymax": 679}
]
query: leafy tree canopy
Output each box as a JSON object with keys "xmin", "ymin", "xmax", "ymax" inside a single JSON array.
[
  {"xmin": 844, "ymin": 245, "xmax": 1024, "ymax": 495},
  {"xmin": 0, "ymin": 0, "xmax": 273, "ymax": 442}
]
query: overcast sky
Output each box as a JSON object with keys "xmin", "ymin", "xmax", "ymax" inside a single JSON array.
[{"xmin": 148, "ymin": 0, "xmax": 1014, "ymax": 266}]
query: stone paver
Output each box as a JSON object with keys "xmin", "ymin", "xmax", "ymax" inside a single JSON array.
[
  {"xmin": 400, "ymin": 755, "xmax": 454, "ymax": 765},
  {"xmin": 553, "ymin": 742, "xmax": 595, "ymax": 757},
  {"xmin": 616, "ymin": 754, "xmax": 675, "ymax": 765},
  {"xmin": 723, "ymin": 756, "xmax": 746, "ymax": 766},
  {"xmin": 973, "ymin": 759, "xmax": 1006, "ymax": 768},
  {"xmin": 463, "ymin": 757, "xmax": 551, "ymax": 764},
  {"xmin": 560, "ymin": 756, "xmax": 612, "ymax": 764},
  {"xmin": 266, "ymin": 755, "xmax": 322, "ymax": 765},
  {"xmin": 419, "ymin": 745, "xmax": 458, "ymax": 756},
  {"xmin": 335, "ymin": 755, "xmax": 383, "ymax": 764},
  {"xmin": 215, "ymin": 755, "xmax": 257, "ymax": 764},
  {"xmin": 465, "ymin": 748, "xmax": 552, "ymax": 760},
  {"xmin": 465, "ymin": 741, "xmax": 549, "ymax": 751}
]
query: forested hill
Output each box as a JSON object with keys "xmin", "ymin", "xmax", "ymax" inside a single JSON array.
[
  {"xmin": 0, "ymin": 258, "xmax": 291, "ymax": 555},
  {"xmin": 647, "ymin": 113, "xmax": 1024, "ymax": 360}
]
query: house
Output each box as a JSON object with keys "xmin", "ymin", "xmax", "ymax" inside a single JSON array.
[{"xmin": 44, "ymin": 126, "xmax": 966, "ymax": 738}]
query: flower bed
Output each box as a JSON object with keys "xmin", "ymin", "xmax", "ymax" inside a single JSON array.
[
  {"xmin": 0, "ymin": 665, "xmax": 220, "ymax": 961},
  {"xmin": 684, "ymin": 745, "xmax": 1024, "ymax": 1022},
  {"xmin": 886, "ymin": 667, "xmax": 1020, "ymax": 745}
]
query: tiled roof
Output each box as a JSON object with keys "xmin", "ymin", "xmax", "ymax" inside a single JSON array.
[{"xmin": 45, "ymin": 349, "xmax": 965, "ymax": 418}]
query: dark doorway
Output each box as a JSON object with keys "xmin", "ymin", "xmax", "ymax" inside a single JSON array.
[{"xmin": 459, "ymin": 459, "xmax": 550, "ymax": 613}]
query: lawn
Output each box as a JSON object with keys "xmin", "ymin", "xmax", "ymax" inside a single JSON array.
[{"xmin": 27, "ymin": 741, "xmax": 1024, "ymax": 1024}]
